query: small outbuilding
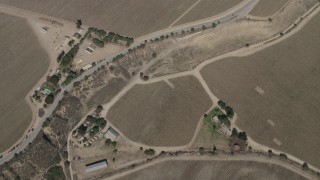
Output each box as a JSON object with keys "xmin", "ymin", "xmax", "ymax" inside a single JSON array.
[
  {"xmin": 105, "ymin": 127, "xmax": 119, "ymax": 141},
  {"xmin": 85, "ymin": 160, "xmax": 108, "ymax": 172}
]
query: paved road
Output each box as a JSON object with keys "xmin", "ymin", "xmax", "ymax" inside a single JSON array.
[{"xmin": 0, "ymin": 0, "xmax": 259, "ymax": 165}]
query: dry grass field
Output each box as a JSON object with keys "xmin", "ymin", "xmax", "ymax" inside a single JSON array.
[
  {"xmin": 0, "ymin": 13, "xmax": 50, "ymax": 152},
  {"xmin": 249, "ymin": 0, "xmax": 290, "ymax": 17},
  {"xmin": 0, "ymin": 0, "xmax": 201, "ymax": 37},
  {"xmin": 87, "ymin": 77, "xmax": 127, "ymax": 109},
  {"xmin": 107, "ymin": 75, "xmax": 211, "ymax": 147},
  {"xmin": 147, "ymin": 0, "xmax": 316, "ymax": 77},
  {"xmin": 201, "ymin": 12, "xmax": 320, "ymax": 168},
  {"xmin": 174, "ymin": 0, "xmax": 242, "ymax": 26},
  {"xmin": 118, "ymin": 160, "xmax": 307, "ymax": 180}
]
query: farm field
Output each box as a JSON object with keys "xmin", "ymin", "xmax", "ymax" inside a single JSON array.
[
  {"xmin": 86, "ymin": 77, "xmax": 127, "ymax": 109},
  {"xmin": 174, "ymin": 0, "xmax": 242, "ymax": 26},
  {"xmin": 118, "ymin": 160, "xmax": 307, "ymax": 180},
  {"xmin": 107, "ymin": 75, "xmax": 211, "ymax": 147},
  {"xmin": 201, "ymin": 12, "xmax": 320, "ymax": 168},
  {"xmin": 249, "ymin": 0, "xmax": 290, "ymax": 17},
  {"xmin": 0, "ymin": 0, "xmax": 200, "ymax": 37},
  {"xmin": 0, "ymin": 13, "xmax": 50, "ymax": 152}
]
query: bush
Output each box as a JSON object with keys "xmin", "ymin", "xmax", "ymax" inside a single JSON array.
[
  {"xmin": 225, "ymin": 106, "xmax": 234, "ymax": 118},
  {"xmin": 92, "ymin": 38, "xmax": 104, "ymax": 48},
  {"xmin": 212, "ymin": 23, "xmax": 217, "ymax": 28},
  {"xmin": 152, "ymin": 52, "xmax": 157, "ymax": 58},
  {"xmin": 46, "ymin": 166, "xmax": 64, "ymax": 180},
  {"xmin": 45, "ymin": 94, "xmax": 54, "ymax": 104},
  {"xmin": 68, "ymin": 40, "xmax": 75, "ymax": 46},
  {"xmin": 144, "ymin": 148, "xmax": 155, "ymax": 156},
  {"xmin": 57, "ymin": 51, "xmax": 65, "ymax": 62},
  {"xmin": 76, "ymin": 19, "xmax": 82, "ymax": 28},
  {"xmin": 238, "ymin": 132, "xmax": 248, "ymax": 141},
  {"xmin": 49, "ymin": 75, "xmax": 60, "ymax": 85},
  {"xmin": 279, "ymin": 153, "xmax": 288, "ymax": 159},
  {"xmin": 302, "ymin": 162, "xmax": 309, "ymax": 170}
]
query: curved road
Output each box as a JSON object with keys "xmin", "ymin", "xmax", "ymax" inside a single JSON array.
[{"xmin": 0, "ymin": 0, "xmax": 258, "ymax": 165}]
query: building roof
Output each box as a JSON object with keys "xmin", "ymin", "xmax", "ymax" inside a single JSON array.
[
  {"xmin": 105, "ymin": 127, "xmax": 119, "ymax": 141},
  {"xmin": 85, "ymin": 160, "xmax": 107, "ymax": 172}
]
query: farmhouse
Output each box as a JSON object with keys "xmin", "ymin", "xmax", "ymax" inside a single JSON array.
[
  {"xmin": 85, "ymin": 160, "xmax": 108, "ymax": 172},
  {"xmin": 105, "ymin": 127, "xmax": 119, "ymax": 141}
]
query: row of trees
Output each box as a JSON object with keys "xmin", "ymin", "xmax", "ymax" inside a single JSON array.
[
  {"xmin": 218, "ymin": 100, "xmax": 234, "ymax": 118},
  {"xmin": 231, "ymin": 128, "xmax": 248, "ymax": 141}
]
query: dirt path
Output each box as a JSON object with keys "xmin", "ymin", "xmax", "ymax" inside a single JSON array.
[
  {"xmin": 107, "ymin": 154, "xmax": 317, "ymax": 180},
  {"xmin": 99, "ymin": 1, "xmax": 320, "ymax": 173},
  {"xmin": 168, "ymin": 0, "xmax": 202, "ymax": 27}
]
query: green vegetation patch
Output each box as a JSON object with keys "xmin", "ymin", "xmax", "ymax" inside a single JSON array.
[{"xmin": 46, "ymin": 166, "xmax": 65, "ymax": 180}]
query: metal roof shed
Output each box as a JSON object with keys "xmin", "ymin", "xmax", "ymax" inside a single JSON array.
[{"xmin": 85, "ymin": 160, "xmax": 108, "ymax": 172}]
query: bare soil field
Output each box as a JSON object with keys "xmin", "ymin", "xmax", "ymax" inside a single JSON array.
[
  {"xmin": 249, "ymin": 0, "xmax": 289, "ymax": 17},
  {"xmin": 117, "ymin": 160, "xmax": 307, "ymax": 180},
  {"xmin": 0, "ymin": 13, "xmax": 49, "ymax": 153},
  {"xmin": 107, "ymin": 75, "xmax": 211, "ymax": 147},
  {"xmin": 0, "ymin": 0, "xmax": 200, "ymax": 37},
  {"xmin": 201, "ymin": 12, "xmax": 320, "ymax": 168},
  {"xmin": 174, "ymin": 0, "xmax": 242, "ymax": 26},
  {"xmin": 147, "ymin": 0, "xmax": 317, "ymax": 77},
  {"xmin": 87, "ymin": 77, "xmax": 127, "ymax": 109}
]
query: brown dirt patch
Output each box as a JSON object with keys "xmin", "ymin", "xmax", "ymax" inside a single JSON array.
[
  {"xmin": 249, "ymin": 0, "xmax": 290, "ymax": 17},
  {"xmin": 0, "ymin": 0, "xmax": 199, "ymax": 37},
  {"xmin": 118, "ymin": 160, "xmax": 307, "ymax": 180},
  {"xmin": 107, "ymin": 75, "xmax": 212, "ymax": 147},
  {"xmin": 0, "ymin": 12, "xmax": 50, "ymax": 153}
]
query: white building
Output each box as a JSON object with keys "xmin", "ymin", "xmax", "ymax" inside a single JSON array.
[
  {"xmin": 105, "ymin": 127, "xmax": 119, "ymax": 141},
  {"xmin": 82, "ymin": 64, "xmax": 93, "ymax": 71}
]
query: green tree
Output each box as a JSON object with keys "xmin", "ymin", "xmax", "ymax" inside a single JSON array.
[
  {"xmin": 92, "ymin": 38, "xmax": 105, "ymax": 48},
  {"xmin": 231, "ymin": 128, "xmax": 238, "ymax": 137},
  {"xmin": 49, "ymin": 75, "xmax": 60, "ymax": 85},
  {"xmin": 218, "ymin": 100, "xmax": 226, "ymax": 109},
  {"xmin": 212, "ymin": 22, "xmax": 217, "ymax": 28},
  {"xmin": 226, "ymin": 106, "xmax": 234, "ymax": 118},
  {"xmin": 76, "ymin": 19, "xmax": 82, "ymax": 28},
  {"xmin": 302, "ymin": 162, "xmax": 309, "ymax": 170},
  {"xmin": 106, "ymin": 139, "xmax": 112, "ymax": 145},
  {"xmin": 45, "ymin": 94, "xmax": 54, "ymax": 104},
  {"xmin": 152, "ymin": 52, "xmax": 157, "ymax": 58},
  {"xmin": 238, "ymin": 132, "xmax": 248, "ymax": 141}
]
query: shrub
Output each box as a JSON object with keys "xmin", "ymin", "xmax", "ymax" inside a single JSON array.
[
  {"xmin": 76, "ymin": 19, "xmax": 82, "ymax": 28},
  {"xmin": 231, "ymin": 128, "xmax": 238, "ymax": 137},
  {"xmin": 218, "ymin": 100, "xmax": 226, "ymax": 109},
  {"xmin": 225, "ymin": 106, "xmax": 234, "ymax": 118},
  {"xmin": 92, "ymin": 38, "xmax": 104, "ymax": 48},
  {"xmin": 144, "ymin": 148, "xmax": 155, "ymax": 156},
  {"xmin": 49, "ymin": 75, "xmax": 60, "ymax": 85},
  {"xmin": 212, "ymin": 23, "xmax": 217, "ymax": 28},
  {"xmin": 152, "ymin": 52, "xmax": 157, "ymax": 58},
  {"xmin": 68, "ymin": 40, "xmax": 75, "ymax": 46},
  {"xmin": 238, "ymin": 132, "xmax": 248, "ymax": 141},
  {"xmin": 279, "ymin": 153, "xmax": 288, "ymax": 159},
  {"xmin": 302, "ymin": 162, "xmax": 309, "ymax": 170}
]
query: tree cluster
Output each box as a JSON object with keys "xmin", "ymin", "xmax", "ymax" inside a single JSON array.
[
  {"xmin": 60, "ymin": 43, "xmax": 80, "ymax": 67},
  {"xmin": 92, "ymin": 38, "xmax": 105, "ymax": 48}
]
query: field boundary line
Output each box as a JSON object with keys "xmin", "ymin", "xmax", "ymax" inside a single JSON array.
[{"xmin": 168, "ymin": 0, "xmax": 202, "ymax": 28}]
